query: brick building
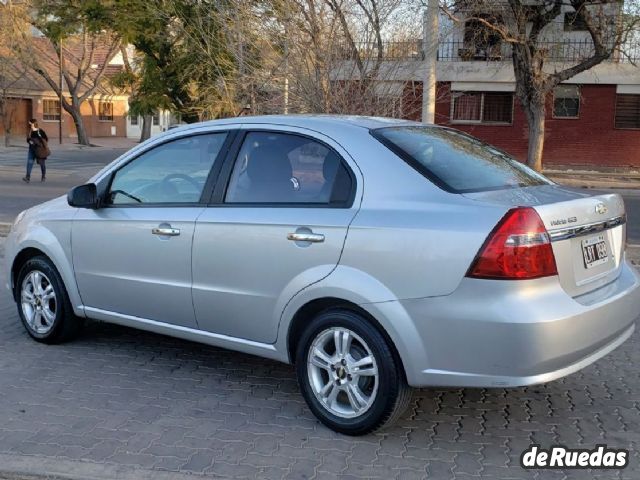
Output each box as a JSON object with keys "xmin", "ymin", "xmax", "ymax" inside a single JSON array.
[
  {"xmin": 400, "ymin": 66, "xmax": 640, "ymax": 169},
  {"xmin": 0, "ymin": 37, "xmax": 129, "ymax": 143},
  {"xmin": 344, "ymin": 4, "xmax": 640, "ymax": 169}
]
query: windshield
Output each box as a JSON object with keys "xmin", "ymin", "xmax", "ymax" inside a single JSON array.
[{"xmin": 372, "ymin": 126, "xmax": 551, "ymax": 193}]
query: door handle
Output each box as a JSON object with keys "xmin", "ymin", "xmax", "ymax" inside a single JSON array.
[
  {"xmin": 152, "ymin": 227, "xmax": 180, "ymax": 236},
  {"xmin": 287, "ymin": 232, "xmax": 325, "ymax": 243}
]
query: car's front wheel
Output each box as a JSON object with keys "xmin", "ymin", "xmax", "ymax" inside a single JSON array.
[
  {"xmin": 16, "ymin": 256, "xmax": 83, "ymax": 344},
  {"xmin": 296, "ymin": 309, "xmax": 411, "ymax": 435}
]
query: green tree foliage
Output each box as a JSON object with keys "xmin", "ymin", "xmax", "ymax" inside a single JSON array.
[{"xmin": 112, "ymin": 0, "xmax": 240, "ymax": 123}]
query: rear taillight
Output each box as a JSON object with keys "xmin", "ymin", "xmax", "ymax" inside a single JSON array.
[{"xmin": 467, "ymin": 207, "xmax": 558, "ymax": 280}]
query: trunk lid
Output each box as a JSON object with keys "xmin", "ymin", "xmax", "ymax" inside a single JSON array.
[{"xmin": 463, "ymin": 185, "xmax": 627, "ymax": 297}]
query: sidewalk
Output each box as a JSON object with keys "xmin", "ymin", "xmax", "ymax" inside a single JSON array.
[
  {"xmin": 545, "ymin": 168, "xmax": 640, "ymax": 189},
  {"xmin": 0, "ymin": 137, "xmax": 139, "ymax": 153}
]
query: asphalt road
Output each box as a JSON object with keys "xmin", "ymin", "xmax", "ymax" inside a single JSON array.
[
  {"xmin": 612, "ymin": 190, "xmax": 640, "ymax": 245},
  {"xmin": 0, "ymin": 146, "xmax": 639, "ymax": 245},
  {"xmin": 0, "ymin": 146, "xmax": 129, "ymax": 224}
]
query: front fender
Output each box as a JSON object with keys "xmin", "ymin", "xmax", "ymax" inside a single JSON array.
[
  {"xmin": 275, "ymin": 265, "xmax": 429, "ymax": 385},
  {"xmin": 9, "ymin": 224, "xmax": 85, "ymax": 318}
]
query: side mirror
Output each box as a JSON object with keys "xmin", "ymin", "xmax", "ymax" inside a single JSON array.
[{"xmin": 67, "ymin": 183, "xmax": 99, "ymax": 209}]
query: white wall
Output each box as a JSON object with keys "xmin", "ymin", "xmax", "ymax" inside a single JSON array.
[
  {"xmin": 439, "ymin": 3, "xmax": 622, "ymax": 61},
  {"xmin": 126, "ymin": 110, "xmax": 173, "ymax": 139}
]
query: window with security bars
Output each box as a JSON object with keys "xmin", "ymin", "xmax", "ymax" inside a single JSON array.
[
  {"xmin": 553, "ymin": 85, "xmax": 581, "ymax": 118},
  {"xmin": 99, "ymin": 102, "xmax": 114, "ymax": 121},
  {"xmin": 452, "ymin": 92, "xmax": 481, "ymax": 121},
  {"xmin": 43, "ymin": 99, "xmax": 60, "ymax": 121},
  {"xmin": 451, "ymin": 92, "xmax": 513, "ymax": 124},
  {"xmin": 615, "ymin": 94, "xmax": 640, "ymax": 129}
]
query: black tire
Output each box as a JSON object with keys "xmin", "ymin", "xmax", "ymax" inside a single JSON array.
[
  {"xmin": 15, "ymin": 255, "xmax": 84, "ymax": 344},
  {"xmin": 296, "ymin": 308, "xmax": 412, "ymax": 436}
]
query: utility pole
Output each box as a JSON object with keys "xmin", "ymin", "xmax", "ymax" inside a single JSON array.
[
  {"xmin": 284, "ymin": 40, "xmax": 289, "ymax": 114},
  {"xmin": 421, "ymin": 0, "xmax": 438, "ymax": 124},
  {"xmin": 283, "ymin": 13, "xmax": 289, "ymax": 114},
  {"xmin": 59, "ymin": 36, "xmax": 63, "ymax": 144}
]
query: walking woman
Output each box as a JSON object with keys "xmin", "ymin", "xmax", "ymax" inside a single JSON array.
[{"xmin": 24, "ymin": 119, "xmax": 49, "ymax": 183}]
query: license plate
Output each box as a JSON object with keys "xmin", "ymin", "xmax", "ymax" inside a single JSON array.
[{"xmin": 581, "ymin": 234, "xmax": 608, "ymax": 269}]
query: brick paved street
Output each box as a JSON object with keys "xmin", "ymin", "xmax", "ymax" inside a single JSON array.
[
  {"xmin": 0, "ymin": 239, "xmax": 638, "ymax": 479},
  {"xmin": 1, "ymin": 146, "xmax": 640, "ymax": 479}
]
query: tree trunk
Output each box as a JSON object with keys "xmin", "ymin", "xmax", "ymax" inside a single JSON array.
[
  {"xmin": 2, "ymin": 115, "xmax": 9, "ymax": 147},
  {"xmin": 1, "ymin": 102, "xmax": 12, "ymax": 146},
  {"xmin": 140, "ymin": 115, "xmax": 152, "ymax": 142},
  {"xmin": 66, "ymin": 99, "xmax": 90, "ymax": 145},
  {"xmin": 526, "ymin": 102, "xmax": 546, "ymax": 172},
  {"xmin": 4, "ymin": 123, "xmax": 11, "ymax": 147}
]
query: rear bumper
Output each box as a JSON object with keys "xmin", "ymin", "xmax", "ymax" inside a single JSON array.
[{"xmin": 398, "ymin": 262, "xmax": 640, "ymax": 388}]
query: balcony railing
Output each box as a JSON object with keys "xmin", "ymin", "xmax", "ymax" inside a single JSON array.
[
  {"xmin": 335, "ymin": 40, "xmax": 425, "ymax": 61},
  {"xmin": 336, "ymin": 39, "xmax": 640, "ymax": 63}
]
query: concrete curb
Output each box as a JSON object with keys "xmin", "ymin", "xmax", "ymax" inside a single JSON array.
[
  {"xmin": 0, "ymin": 454, "xmax": 221, "ymax": 480},
  {"xmin": 544, "ymin": 168, "xmax": 640, "ymax": 189},
  {"xmin": 545, "ymin": 168, "xmax": 640, "ymax": 178},
  {"xmin": 0, "ymin": 139, "xmax": 139, "ymax": 153},
  {"xmin": 547, "ymin": 175, "xmax": 640, "ymax": 190}
]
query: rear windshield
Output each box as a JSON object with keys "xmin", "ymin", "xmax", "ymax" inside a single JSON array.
[{"xmin": 372, "ymin": 126, "xmax": 551, "ymax": 193}]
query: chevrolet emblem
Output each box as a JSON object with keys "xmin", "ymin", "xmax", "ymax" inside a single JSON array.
[{"xmin": 595, "ymin": 203, "xmax": 608, "ymax": 215}]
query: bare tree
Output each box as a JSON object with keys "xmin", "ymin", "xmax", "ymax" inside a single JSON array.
[
  {"xmin": 21, "ymin": 31, "xmax": 121, "ymax": 145},
  {"xmin": 8, "ymin": 0, "xmax": 123, "ymax": 146},
  {"xmin": 153, "ymin": 0, "xmax": 422, "ymax": 120},
  {"xmin": 0, "ymin": 0, "xmax": 32, "ymax": 146},
  {"xmin": 280, "ymin": 0, "xmax": 423, "ymax": 117},
  {"xmin": 442, "ymin": 0, "xmax": 640, "ymax": 171}
]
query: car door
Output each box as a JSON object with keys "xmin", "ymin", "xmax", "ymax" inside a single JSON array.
[
  {"xmin": 192, "ymin": 127, "xmax": 361, "ymax": 343},
  {"xmin": 72, "ymin": 131, "xmax": 233, "ymax": 328}
]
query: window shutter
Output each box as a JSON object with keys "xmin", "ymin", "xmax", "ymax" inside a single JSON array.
[
  {"xmin": 482, "ymin": 93, "xmax": 513, "ymax": 123},
  {"xmin": 615, "ymin": 95, "xmax": 640, "ymax": 129}
]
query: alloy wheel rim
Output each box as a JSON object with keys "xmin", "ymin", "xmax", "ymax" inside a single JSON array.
[
  {"xmin": 307, "ymin": 327, "xmax": 379, "ymax": 418},
  {"xmin": 21, "ymin": 270, "xmax": 57, "ymax": 335}
]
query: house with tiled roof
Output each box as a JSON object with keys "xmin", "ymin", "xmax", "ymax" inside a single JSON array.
[{"xmin": 0, "ymin": 34, "xmax": 130, "ymax": 142}]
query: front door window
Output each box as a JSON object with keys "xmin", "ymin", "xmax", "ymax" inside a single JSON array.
[{"xmin": 108, "ymin": 133, "xmax": 227, "ymax": 205}]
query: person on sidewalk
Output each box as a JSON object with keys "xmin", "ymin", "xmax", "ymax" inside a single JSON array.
[{"xmin": 23, "ymin": 119, "xmax": 49, "ymax": 183}]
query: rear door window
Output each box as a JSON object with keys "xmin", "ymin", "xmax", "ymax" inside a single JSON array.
[
  {"xmin": 372, "ymin": 126, "xmax": 551, "ymax": 193},
  {"xmin": 224, "ymin": 131, "xmax": 353, "ymax": 205}
]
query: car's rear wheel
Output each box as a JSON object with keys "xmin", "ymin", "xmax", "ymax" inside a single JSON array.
[
  {"xmin": 296, "ymin": 308, "xmax": 411, "ymax": 435},
  {"xmin": 16, "ymin": 256, "xmax": 83, "ymax": 344}
]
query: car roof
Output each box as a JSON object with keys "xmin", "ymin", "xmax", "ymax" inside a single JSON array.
[{"xmin": 172, "ymin": 114, "xmax": 423, "ymax": 133}]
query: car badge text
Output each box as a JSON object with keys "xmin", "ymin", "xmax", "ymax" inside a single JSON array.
[{"xmin": 550, "ymin": 216, "xmax": 577, "ymax": 227}]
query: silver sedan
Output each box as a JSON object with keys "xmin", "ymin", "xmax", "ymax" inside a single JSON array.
[{"xmin": 4, "ymin": 116, "xmax": 640, "ymax": 435}]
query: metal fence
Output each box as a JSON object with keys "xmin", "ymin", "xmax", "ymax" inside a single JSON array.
[
  {"xmin": 337, "ymin": 39, "xmax": 639, "ymax": 64},
  {"xmin": 335, "ymin": 41, "xmax": 424, "ymax": 61}
]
